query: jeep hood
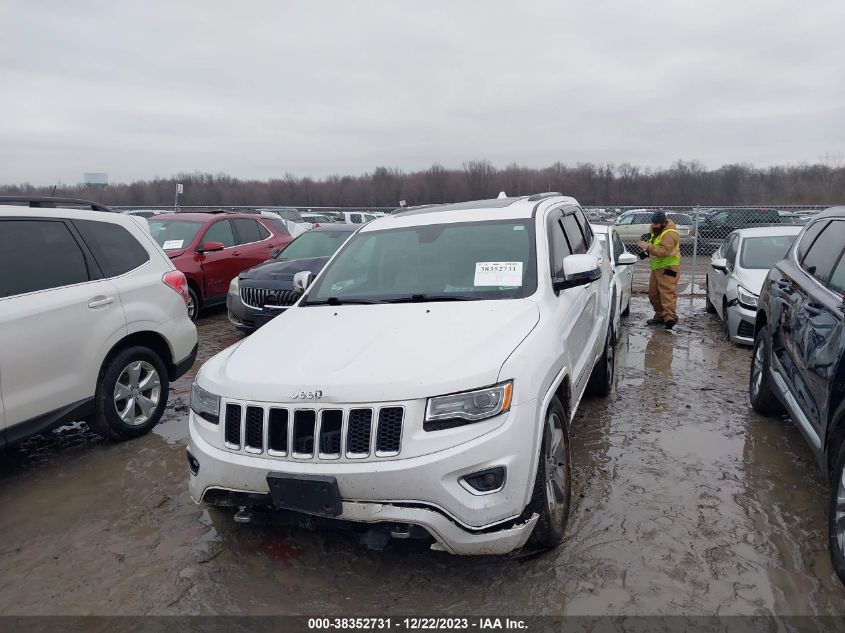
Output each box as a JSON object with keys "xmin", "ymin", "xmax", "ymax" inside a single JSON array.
[{"xmin": 199, "ymin": 300, "xmax": 540, "ymax": 403}]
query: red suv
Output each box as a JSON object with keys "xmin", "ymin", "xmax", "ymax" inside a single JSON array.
[{"xmin": 148, "ymin": 212, "xmax": 292, "ymax": 320}]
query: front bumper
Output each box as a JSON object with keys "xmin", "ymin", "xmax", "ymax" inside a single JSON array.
[
  {"xmin": 726, "ymin": 303, "xmax": 756, "ymax": 345},
  {"xmin": 187, "ymin": 399, "xmax": 540, "ymax": 555}
]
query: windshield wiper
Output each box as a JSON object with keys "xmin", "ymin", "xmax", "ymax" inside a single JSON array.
[
  {"xmin": 305, "ymin": 297, "xmax": 382, "ymax": 306},
  {"xmin": 383, "ymin": 294, "xmax": 478, "ymax": 303}
]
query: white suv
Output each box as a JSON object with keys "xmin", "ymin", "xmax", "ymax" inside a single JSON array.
[
  {"xmin": 0, "ymin": 202, "xmax": 198, "ymax": 445},
  {"xmin": 188, "ymin": 194, "xmax": 616, "ymax": 554}
]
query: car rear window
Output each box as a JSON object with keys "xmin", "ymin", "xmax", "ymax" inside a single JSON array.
[
  {"xmin": 73, "ymin": 220, "xmax": 150, "ymax": 277},
  {"xmin": 0, "ymin": 219, "xmax": 91, "ymax": 298},
  {"xmin": 261, "ymin": 217, "xmax": 291, "ymax": 236},
  {"xmin": 739, "ymin": 235, "xmax": 796, "ymax": 270}
]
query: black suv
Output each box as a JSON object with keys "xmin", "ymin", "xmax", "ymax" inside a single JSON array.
[
  {"xmin": 749, "ymin": 206, "xmax": 845, "ymax": 583},
  {"xmin": 227, "ymin": 224, "xmax": 358, "ymax": 332},
  {"xmin": 697, "ymin": 207, "xmax": 785, "ymax": 249}
]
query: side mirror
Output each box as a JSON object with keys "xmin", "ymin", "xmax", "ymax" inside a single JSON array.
[
  {"xmin": 197, "ymin": 241, "xmax": 225, "ymax": 253},
  {"xmin": 552, "ymin": 254, "xmax": 602, "ymax": 292},
  {"xmin": 293, "ymin": 270, "xmax": 315, "ymax": 294},
  {"xmin": 617, "ymin": 253, "xmax": 638, "ymax": 266},
  {"xmin": 711, "ymin": 257, "xmax": 728, "ymax": 272}
]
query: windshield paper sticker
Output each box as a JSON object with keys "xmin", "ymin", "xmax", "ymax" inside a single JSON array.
[
  {"xmin": 474, "ymin": 261, "xmax": 523, "ymax": 287},
  {"xmin": 162, "ymin": 240, "xmax": 184, "ymax": 250}
]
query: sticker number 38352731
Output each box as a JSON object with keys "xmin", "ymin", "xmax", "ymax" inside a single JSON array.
[{"xmin": 474, "ymin": 261, "xmax": 523, "ymax": 287}]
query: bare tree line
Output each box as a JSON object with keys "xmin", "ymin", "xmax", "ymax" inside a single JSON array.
[{"xmin": 3, "ymin": 159, "xmax": 844, "ymax": 208}]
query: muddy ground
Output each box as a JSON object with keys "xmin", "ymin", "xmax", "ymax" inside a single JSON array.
[{"xmin": 1, "ymin": 296, "xmax": 844, "ymax": 616}]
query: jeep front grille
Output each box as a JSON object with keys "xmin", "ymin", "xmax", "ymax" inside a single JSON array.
[
  {"xmin": 220, "ymin": 403, "xmax": 404, "ymax": 460},
  {"xmin": 240, "ymin": 286, "xmax": 299, "ymax": 309}
]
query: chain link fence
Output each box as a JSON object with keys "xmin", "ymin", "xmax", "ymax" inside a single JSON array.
[
  {"xmin": 114, "ymin": 202, "xmax": 831, "ymax": 296},
  {"xmin": 584, "ymin": 205, "xmax": 828, "ymax": 295}
]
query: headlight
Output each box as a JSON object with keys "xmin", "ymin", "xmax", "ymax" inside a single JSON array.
[
  {"xmin": 191, "ymin": 382, "xmax": 220, "ymax": 424},
  {"xmin": 228, "ymin": 276, "xmax": 240, "ymax": 295},
  {"xmin": 425, "ymin": 381, "xmax": 513, "ymax": 431},
  {"xmin": 737, "ymin": 285, "xmax": 758, "ymax": 310}
]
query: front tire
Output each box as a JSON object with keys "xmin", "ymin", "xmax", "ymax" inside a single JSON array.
[
  {"xmin": 705, "ymin": 277, "xmax": 716, "ymax": 314},
  {"xmin": 749, "ymin": 325, "xmax": 782, "ymax": 415},
  {"xmin": 88, "ymin": 346, "xmax": 170, "ymax": 441},
  {"xmin": 586, "ymin": 323, "xmax": 616, "ymax": 397},
  {"xmin": 527, "ymin": 397, "xmax": 571, "ymax": 549},
  {"xmin": 828, "ymin": 440, "xmax": 845, "ymax": 585}
]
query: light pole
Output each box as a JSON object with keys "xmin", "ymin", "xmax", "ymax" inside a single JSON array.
[{"xmin": 174, "ymin": 183, "xmax": 183, "ymax": 212}]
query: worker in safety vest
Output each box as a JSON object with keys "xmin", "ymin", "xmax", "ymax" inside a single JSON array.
[{"xmin": 636, "ymin": 211, "xmax": 681, "ymax": 329}]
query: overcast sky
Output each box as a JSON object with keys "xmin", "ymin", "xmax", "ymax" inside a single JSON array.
[{"xmin": 1, "ymin": 0, "xmax": 844, "ymax": 185}]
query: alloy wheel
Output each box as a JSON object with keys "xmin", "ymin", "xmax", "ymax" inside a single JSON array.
[
  {"xmin": 113, "ymin": 361, "xmax": 161, "ymax": 426},
  {"xmin": 751, "ymin": 338, "xmax": 764, "ymax": 400},
  {"xmin": 187, "ymin": 294, "xmax": 197, "ymax": 320},
  {"xmin": 543, "ymin": 412, "xmax": 568, "ymax": 524}
]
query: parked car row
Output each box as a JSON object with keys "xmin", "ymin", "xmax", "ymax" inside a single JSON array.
[
  {"xmin": 3, "ymin": 195, "xmax": 843, "ymax": 580},
  {"xmin": 701, "ymin": 206, "xmax": 845, "ymax": 584}
]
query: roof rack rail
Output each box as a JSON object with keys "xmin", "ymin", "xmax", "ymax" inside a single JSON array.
[
  {"xmin": 0, "ymin": 196, "xmax": 112, "ymax": 212},
  {"xmin": 527, "ymin": 192, "xmax": 562, "ymax": 201}
]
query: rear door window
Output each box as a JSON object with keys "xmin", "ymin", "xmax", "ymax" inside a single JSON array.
[
  {"xmin": 73, "ymin": 220, "xmax": 150, "ymax": 277},
  {"xmin": 231, "ymin": 219, "xmax": 262, "ymax": 245},
  {"xmin": 0, "ymin": 219, "xmax": 91, "ymax": 298},
  {"xmin": 202, "ymin": 219, "xmax": 236, "ymax": 248},
  {"xmin": 255, "ymin": 222, "xmax": 271, "ymax": 240},
  {"xmin": 801, "ymin": 220, "xmax": 845, "ymax": 284}
]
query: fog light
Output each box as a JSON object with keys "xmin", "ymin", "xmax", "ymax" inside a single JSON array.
[
  {"xmin": 461, "ymin": 466, "xmax": 506, "ymax": 493},
  {"xmin": 186, "ymin": 450, "xmax": 200, "ymax": 476}
]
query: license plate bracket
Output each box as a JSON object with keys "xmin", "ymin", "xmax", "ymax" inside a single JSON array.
[{"xmin": 266, "ymin": 472, "xmax": 343, "ymax": 517}]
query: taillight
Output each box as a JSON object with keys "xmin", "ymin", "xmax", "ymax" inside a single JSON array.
[{"xmin": 163, "ymin": 271, "xmax": 190, "ymax": 306}]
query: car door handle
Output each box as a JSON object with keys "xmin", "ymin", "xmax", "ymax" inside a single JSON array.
[
  {"xmin": 805, "ymin": 302, "xmax": 824, "ymax": 316},
  {"xmin": 88, "ymin": 296, "xmax": 114, "ymax": 309}
]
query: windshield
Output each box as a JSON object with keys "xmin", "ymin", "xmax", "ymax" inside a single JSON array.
[
  {"xmin": 739, "ymin": 235, "xmax": 796, "ymax": 269},
  {"xmin": 147, "ymin": 220, "xmax": 203, "ymax": 249},
  {"xmin": 277, "ymin": 231, "xmax": 351, "ymax": 260},
  {"xmin": 305, "ymin": 220, "xmax": 537, "ymax": 304}
]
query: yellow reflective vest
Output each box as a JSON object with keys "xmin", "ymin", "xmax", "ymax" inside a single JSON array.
[{"xmin": 647, "ymin": 227, "xmax": 681, "ymax": 270}]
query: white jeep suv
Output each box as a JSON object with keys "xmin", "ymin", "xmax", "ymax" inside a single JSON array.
[
  {"xmin": 188, "ymin": 194, "xmax": 616, "ymax": 554},
  {"xmin": 0, "ymin": 200, "xmax": 198, "ymax": 446}
]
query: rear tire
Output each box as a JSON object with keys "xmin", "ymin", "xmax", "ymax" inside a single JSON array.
[
  {"xmin": 748, "ymin": 325, "xmax": 782, "ymax": 415},
  {"xmin": 88, "ymin": 346, "xmax": 170, "ymax": 441},
  {"xmin": 187, "ymin": 287, "xmax": 200, "ymax": 322},
  {"xmin": 586, "ymin": 323, "xmax": 616, "ymax": 397},
  {"xmin": 828, "ymin": 440, "xmax": 845, "ymax": 585},
  {"xmin": 526, "ymin": 397, "xmax": 571, "ymax": 549}
]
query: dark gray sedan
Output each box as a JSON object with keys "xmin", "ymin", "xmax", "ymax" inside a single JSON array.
[{"xmin": 227, "ymin": 224, "xmax": 358, "ymax": 332}]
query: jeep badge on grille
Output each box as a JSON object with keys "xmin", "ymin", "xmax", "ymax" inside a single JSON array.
[{"xmin": 291, "ymin": 389, "xmax": 323, "ymax": 399}]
